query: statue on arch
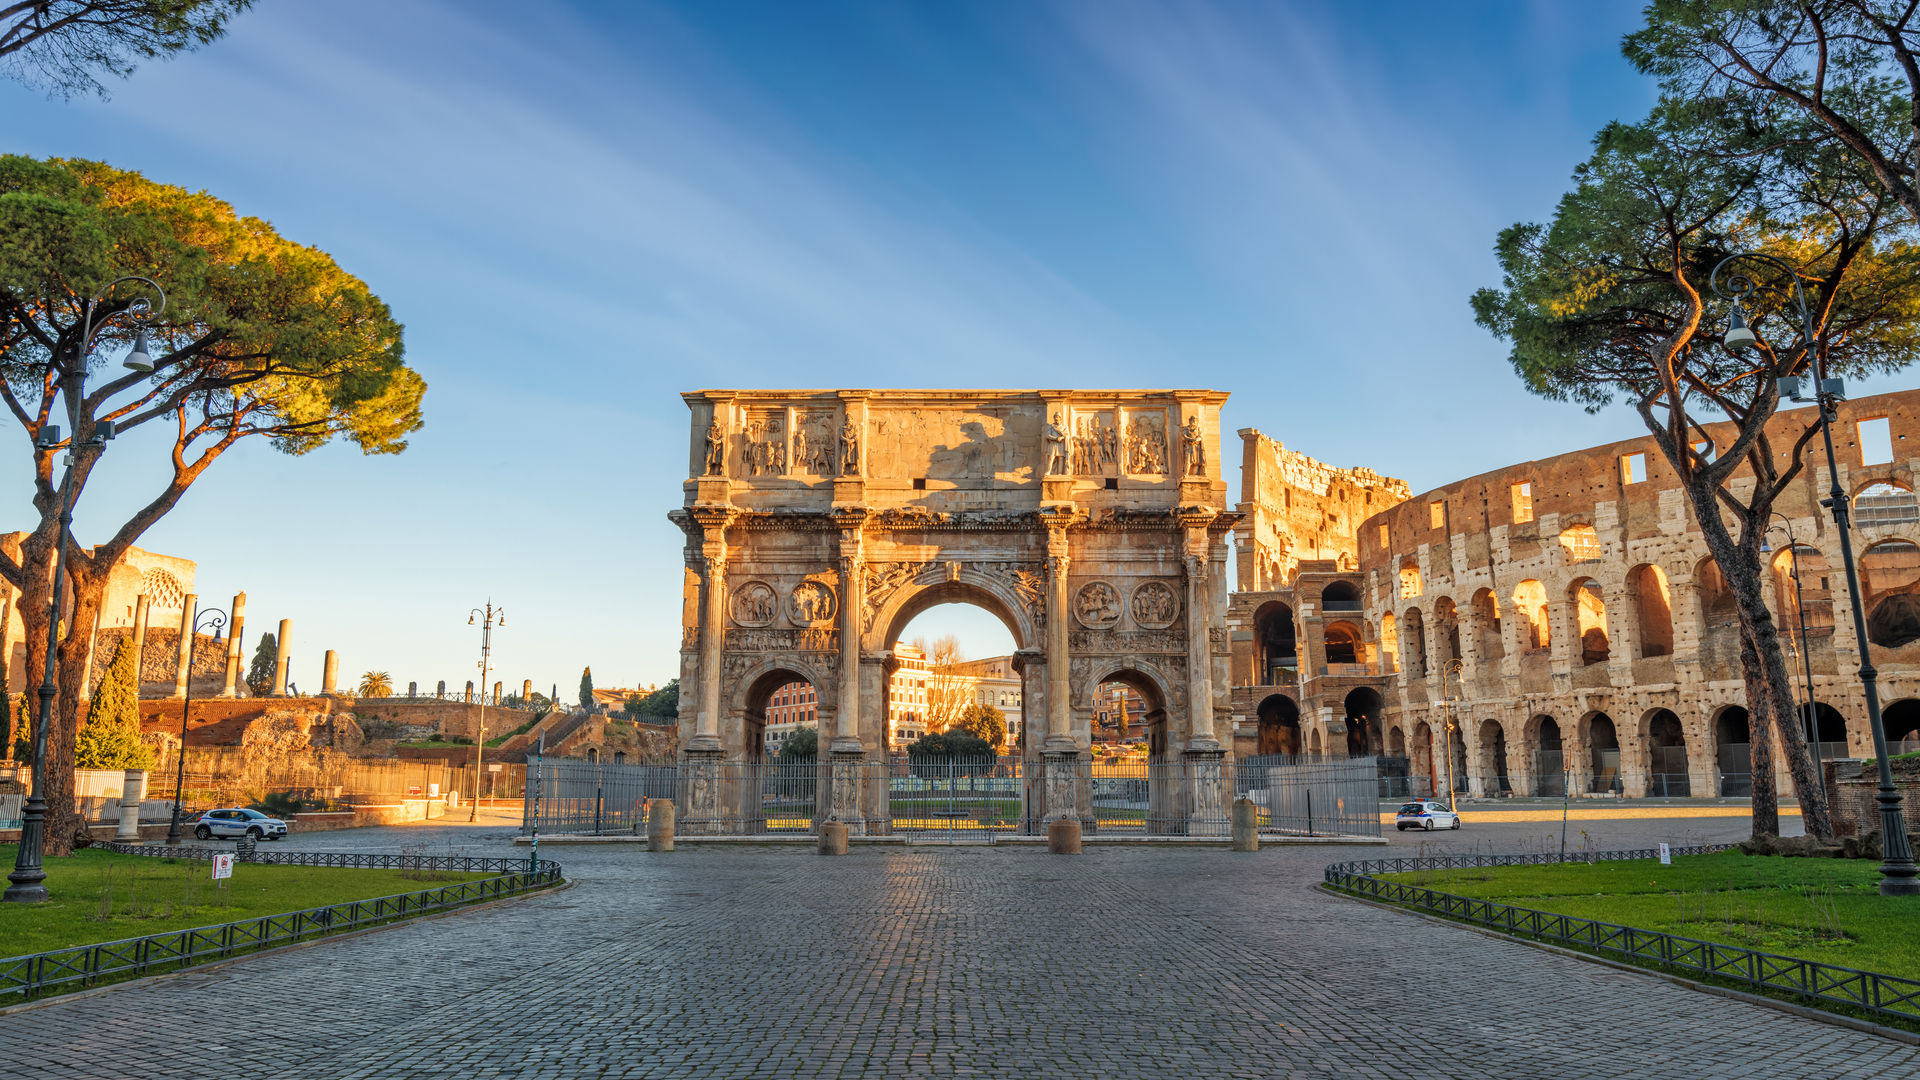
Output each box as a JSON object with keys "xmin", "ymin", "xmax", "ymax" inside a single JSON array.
[
  {"xmin": 1183, "ymin": 416, "xmax": 1205, "ymax": 476},
  {"xmin": 704, "ymin": 419, "xmax": 725, "ymax": 476},
  {"xmin": 1045, "ymin": 412, "xmax": 1067, "ymax": 476},
  {"xmin": 840, "ymin": 418, "xmax": 861, "ymax": 476}
]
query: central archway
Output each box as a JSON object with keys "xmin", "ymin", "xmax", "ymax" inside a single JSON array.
[{"xmin": 1255, "ymin": 693, "xmax": 1301, "ymax": 756}]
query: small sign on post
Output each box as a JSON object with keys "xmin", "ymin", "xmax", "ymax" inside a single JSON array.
[
  {"xmin": 1658, "ymin": 842, "xmax": 1672, "ymax": 865},
  {"xmin": 212, "ymin": 853, "xmax": 235, "ymax": 881}
]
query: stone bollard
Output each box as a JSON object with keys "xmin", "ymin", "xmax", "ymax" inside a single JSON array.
[
  {"xmin": 1231, "ymin": 796, "xmax": 1259, "ymax": 852},
  {"xmin": 115, "ymin": 769, "xmax": 146, "ymax": 843},
  {"xmin": 817, "ymin": 819, "xmax": 849, "ymax": 856},
  {"xmin": 647, "ymin": 799, "xmax": 675, "ymax": 852},
  {"xmin": 1047, "ymin": 817, "xmax": 1083, "ymax": 854}
]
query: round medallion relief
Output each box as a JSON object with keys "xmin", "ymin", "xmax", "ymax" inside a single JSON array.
[
  {"xmin": 730, "ymin": 581, "xmax": 778, "ymax": 627},
  {"xmin": 788, "ymin": 581, "xmax": 836, "ymax": 624},
  {"xmin": 1130, "ymin": 581, "xmax": 1180, "ymax": 629},
  {"xmin": 1074, "ymin": 581, "xmax": 1122, "ymax": 628}
]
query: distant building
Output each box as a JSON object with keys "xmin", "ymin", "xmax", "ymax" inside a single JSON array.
[
  {"xmin": 949, "ymin": 654, "xmax": 1023, "ymax": 748},
  {"xmin": 887, "ymin": 642, "xmax": 930, "ymax": 750},
  {"xmin": 762, "ymin": 681, "xmax": 818, "ymax": 754},
  {"xmin": 1093, "ymin": 681, "xmax": 1147, "ymax": 745},
  {"xmin": 0, "ymin": 535, "xmax": 196, "ymax": 689}
]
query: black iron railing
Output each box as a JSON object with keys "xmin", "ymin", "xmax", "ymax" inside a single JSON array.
[
  {"xmin": 1, "ymin": 846, "xmax": 563, "ymax": 1000},
  {"xmin": 1325, "ymin": 846, "xmax": 1920, "ymax": 1025}
]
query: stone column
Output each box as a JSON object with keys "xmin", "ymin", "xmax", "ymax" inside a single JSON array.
[
  {"xmin": 465, "ymin": 680, "xmax": 474, "ymax": 703},
  {"xmin": 322, "ymin": 649, "xmax": 338, "ymax": 696},
  {"xmin": 171, "ymin": 595, "xmax": 197, "ymax": 699},
  {"xmin": 270, "ymin": 617, "xmax": 291, "ymax": 697},
  {"xmin": 523, "ymin": 679, "xmax": 533, "ymax": 702},
  {"xmin": 834, "ymin": 550, "xmax": 863, "ymax": 753},
  {"xmin": 78, "ymin": 607, "xmax": 101, "ymax": 699},
  {"xmin": 1044, "ymin": 539, "xmax": 1073, "ymax": 753},
  {"xmin": 221, "ymin": 592, "xmax": 246, "ymax": 697},
  {"xmin": 493, "ymin": 681, "xmax": 502, "ymax": 705},
  {"xmin": 115, "ymin": 769, "xmax": 146, "ymax": 842},
  {"xmin": 130, "ymin": 593, "xmax": 150, "ymax": 675},
  {"xmin": 1184, "ymin": 552, "xmax": 1218, "ymax": 749},
  {"xmin": 692, "ymin": 538, "xmax": 727, "ymax": 753}
]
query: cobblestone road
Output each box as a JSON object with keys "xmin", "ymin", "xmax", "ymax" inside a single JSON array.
[{"xmin": 2, "ymin": 812, "xmax": 1912, "ymax": 1079}]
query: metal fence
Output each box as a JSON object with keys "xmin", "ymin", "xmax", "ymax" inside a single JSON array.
[
  {"xmin": 1324, "ymin": 844, "xmax": 1920, "ymax": 1027},
  {"xmin": 524, "ymin": 755, "xmax": 1381, "ymax": 840},
  {"xmin": 1, "ymin": 844, "xmax": 563, "ymax": 1001}
]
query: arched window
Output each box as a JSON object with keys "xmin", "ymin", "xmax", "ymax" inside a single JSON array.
[
  {"xmin": 1399, "ymin": 558, "xmax": 1423, "ymax": 599},
  {"xmin": 1255, "ymin": 602, "xmax": 1297, "ymax": 685},
  {"xmin": 1402, "ymin": 608, "xmax": 1428, "ymax": 677},
  {"xmin": 1856, "ymin": 482, "xmax": 1920, "ymax": 527},
  {"xmin": 1863, "ymin": 540, "xmax": 1920, "ymax": 648},
  {"xmin": 1570, "ymin": 578, "xmax": 1609, "ymax": 665},
  {"xmin": 1513, "ymin": 580, "xmax": 1550, "ymax": 650},
  {"xmin": 1628, "ymin": 564, "xmax": 1673, "ymax": 658},
  {"xmin": 1558, "ymin": 524, "xmax": 1602, "ymax": 562},
  {"xmin": 1321, "ymin": 580, "xmax": 1361, "ymax": 611},
  {"xmin": 1323, "ymin": 621, "xmax": 1363, "ymax": 667},
  {"xmin": 1771, "ymin": 545, "xmax": 1834, "ymax": 637},
  {"xmin": 1380, "ymin": 614, "xmax": 1400, "ymax": 674},
  {"xmin": 1432, "ymin": 597, "xmax": 1460, "ymax": 663},
  {"xmin": 1471, "ymin": 588, "xmax": 1503, "ymax": 660}
]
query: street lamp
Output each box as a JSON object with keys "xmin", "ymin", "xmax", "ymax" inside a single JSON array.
[
  {"xmin": 1761, "ymin": 513, "xmax": 1823, "ymax": 799},
  {"xmin": 164, "ymin": 606, "xmax": 226, "ymax": 846},
  {"xmin": 1440, "ymin": 657, "xmax": 1465, "ymax": 809},
  {"xmin": 1713, "ymin": 251, "xmax": 1919, "ymax": 895},
  {"xmin": 468, "ymin": 602, "xmax": 503, "ymax": 823},
  {"xmin": 6, "ymin": 276, "xmax": 163, "ymax": 904}
]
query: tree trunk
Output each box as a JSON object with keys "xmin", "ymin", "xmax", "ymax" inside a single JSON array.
[
  {"xmin": 13, "ymin": 540, "xmax": 107, "ymax": 859},
  {"xmin": 1738, "ymin": 627, "xmax": 1780, "ymax": 837},
  {"xmin": 1687, "ymin": 495, "xmax": 1835, "ymax": 838}
]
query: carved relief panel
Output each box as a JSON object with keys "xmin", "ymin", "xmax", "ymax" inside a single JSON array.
[
  {"xmin": 1074, "ymin": 582, "xmax": 1122, "ymax": 628},
  {"xmin": 1130, "ymin": 580, "xmax": 1180, "ymax": 629},
  {"xmin": 731, "ymin": 581, "xmax": 778, "ymax": 627}
]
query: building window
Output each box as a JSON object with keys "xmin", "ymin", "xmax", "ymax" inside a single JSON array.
[
  {"xmin": 1860, "ymin": 417, "xmax": 1894, "ymax": 466},
  {"xmin": 1619, "ymin": 452, "xmax": 1646, "ymax": 485},
  {"xmin": 1429, "ymin": 501, "xmax": 1445, "ymax": 529},
  {"xmin": 1559, "ymin": 524, "xmax": 1603, "ymax": 562},
  {"xmin": 1510, "ymin": 482, "xmax": 1533, "ymax": 524},
  {"xmin": 1377, "ymin": 523, "xmax": 1388, "ymax": 547}
]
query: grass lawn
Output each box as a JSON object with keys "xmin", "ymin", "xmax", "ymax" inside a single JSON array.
[
  {"xmin": 0, "ymin": 845, "xmax": 490, "ymax": 958},
  {"xmin": 1380, "ymin": 852, "xmax": 1920, "ymax": 979}
]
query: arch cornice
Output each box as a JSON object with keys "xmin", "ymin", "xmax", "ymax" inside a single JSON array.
[
  {"xmin": 727, "ymin": 655, "xmax": 836, "ymax": 718},
  {"xmin": 864, "ymin": 564, "xmax": 1038, "ymax": 652}
]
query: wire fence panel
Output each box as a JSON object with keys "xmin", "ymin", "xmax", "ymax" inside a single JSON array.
[
  {"xmin": 524, "ymin": 757, "xmax": 675, "ymax": 835},
  {"xmin": 1324, "ymin": 844, "xmax": 1920, "ymax": 1027},
  {"xmin": 1238, "ymin": 755, "xmax": 1381, "ymax": 837},
  {"xmin": 525, "ymin": 754, "xmax": 1381, "ymax": 839}
]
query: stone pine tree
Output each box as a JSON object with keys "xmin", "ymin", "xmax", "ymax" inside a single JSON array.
[
  {"xmin": 579, "ymin": 667, "xmax": 593, "ymax": 710},
  {"xmin": 1472, "ymin": 98, "xmax": 1920, "ymax": 838},
  {"xmin": 74, "ymin": 638, "xmax": 152, "ymax": 770},
  {"xmin": 0, "ymin": 1, "xmax": 254, "ymax": 99},
  {"xmin": 953, "ymin": 703, "xmax": 1007, "ymax": 755},
  {"xmin": 247, "ymin": 633, "xmax": 277, "ymax": 695},
  {"xmin": 0, "ymin": 156, "xmax": 424, "ymax": 853},
  {"xmin": 1627, "ymin": 1, "xmax": 1920, "ymax": 227}
]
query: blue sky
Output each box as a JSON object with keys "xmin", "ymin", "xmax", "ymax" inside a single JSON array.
[{"xmin": 7, "ymin": 0, "xmax": 1860, "ymax": 694}]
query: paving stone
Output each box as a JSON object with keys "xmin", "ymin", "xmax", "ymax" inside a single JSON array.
[{"xmin": 0, "ymin": 814, "xmax": 1912, "ymax": 1078}]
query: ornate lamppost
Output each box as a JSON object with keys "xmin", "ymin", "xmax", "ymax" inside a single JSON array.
[
  {"xmin": 468, "ymin": 602, "xmax": 503, "ymax": 822},
  {"xmin": 1713, "ymin": 251, "xmax": 1918, "ymax": 895},
  {"xmin": 164, "ymin": 606, "xmax": 226, "ymax": 845},
  {"xmin": 6, "ymin": 276, "xmax": 162, "ymax": 903}
]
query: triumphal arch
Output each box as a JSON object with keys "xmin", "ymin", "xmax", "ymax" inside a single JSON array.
[{"xmin": 669, "ymin": 389, "xmax": 1235, "ymax": 833}]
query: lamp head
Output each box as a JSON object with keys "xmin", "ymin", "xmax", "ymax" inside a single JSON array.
[
  {"xmin": 1724, "ymin": 304, "xmax": 1759, "ymax": 351},
  {"xmin": 122, "ymin": 327, "xmax": 154, "ymax": 373},
  {"xmin": 469, "ymin": 614, "xmax": 476, "ymax": 625}
]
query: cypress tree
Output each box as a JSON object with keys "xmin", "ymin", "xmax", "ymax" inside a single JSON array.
[
  {"xmin": 579, "ymin": 667, "xmax": 594, "ymax": 709},
  {"xmin": 75, "ymin": 639, "xmax": 153, "ymax": 770},
  {"xmin": 247, "ymin": 632, "xmax": 277, "ymax": 694}
]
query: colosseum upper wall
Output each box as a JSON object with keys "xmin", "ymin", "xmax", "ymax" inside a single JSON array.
[{"xmin": 1229, "ymin": 387, "xmax": 1920, "ymax": 801}]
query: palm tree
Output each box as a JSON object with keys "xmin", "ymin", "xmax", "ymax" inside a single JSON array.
[{"xmin": 358, "ymin": 671, "xmax": 394, "ymax": 698}]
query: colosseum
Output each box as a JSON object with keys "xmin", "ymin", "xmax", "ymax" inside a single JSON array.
[{"xmin": 1230, "ymin": 387, "xmax": 1920, "ymax": 801}]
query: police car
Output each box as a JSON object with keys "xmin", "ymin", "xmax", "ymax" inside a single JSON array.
[
  {"xmin": 193, "ymin": 808, "xmax": 290, "ymax": 841},
  {"xmin": 1394, "ymin": 800, "xmax": 1462, "ymax": 831}
]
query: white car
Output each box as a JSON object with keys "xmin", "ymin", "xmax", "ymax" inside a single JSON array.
[
  {"xmin": 194, "ymin": 808, "xmax": 290, "ymax": 841},
  {"xmin": 1395, "ymin": 800, "xmax": 1461, "ymax": 831}
]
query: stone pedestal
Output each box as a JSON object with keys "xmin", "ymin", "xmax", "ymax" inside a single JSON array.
[
  {"xmin": 829, "ymin": 751, "xmax": 867, "ymax": 837},
  {"xmin": 1184, "ymin": 747, "xmax": 1228, "ymax": 836},
  {"xmin": 1041, "ymin": 750, "xmax": 1079, "ymax": 824},
  {"xmin": 648, "ymin": 798, "xmax": 676, "ymax": 851},
  {"xmin": 1231, "ymin": 796, "xmax": 1259, "ymax": 851},
  {"xmin": 115, "ymin": 769, "xmax": 146, "ymax": 843},
  {"xmin": 680, "ymin": 749, "xmax": 723, "ymax": 835}
]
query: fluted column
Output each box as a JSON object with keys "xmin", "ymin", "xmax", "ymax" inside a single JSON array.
[
  {"xmin": 1185, "ymin": 553, "xmax": 1217, "ymax": 748},
  {"xmin": 693, "ymin": 539, "xmax": 727, "ymax": 752},
  {"xmin": 130, "ymin": 594, "xmax": 150, "ymax": 687},
  {"xmin": 834, "ymin": 551, "xmax": 863, "ymax": 752},
  {"xmin": 270, "ymin": 617, "xmax": 291, "ymax": 696},
  {"xmin": 1045, "ymin": 534, "xmax": 1073, "ymax": 752}
]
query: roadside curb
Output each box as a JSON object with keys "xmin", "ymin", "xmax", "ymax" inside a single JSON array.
[{"xmin": 1319, "ymin": 882, "xmax": 1920, "ymax": 1048}]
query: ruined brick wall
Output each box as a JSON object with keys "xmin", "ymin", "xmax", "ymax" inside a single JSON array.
[
  {"xmin": 1233, "ymin": 429, "xmax": 1409, "ymax": 592},
  {"xmin": 1343, "ymin": 387, "xmax": 1920, "ymax": 799}
]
